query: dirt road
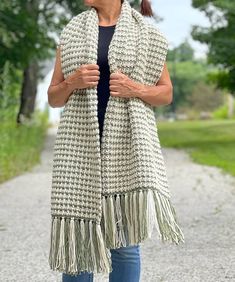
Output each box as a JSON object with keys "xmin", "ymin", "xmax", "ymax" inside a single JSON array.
[{"xmin": 0, "ymin": 127, "xmax": 234, "ymax": 282}]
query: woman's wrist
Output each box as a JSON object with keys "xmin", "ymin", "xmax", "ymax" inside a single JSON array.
[
  {"xmin": 57, "ymin": 80, "xmax": 75, "ymax": 106},
  {"xmin": 132, "ymin": 82, "xmax": 149, "ymax": 99},
  {"xmin": 134, "ymin": 81, "xmax": 173, "ymax": 106},
  {"xmin": 63, "ymin": 79, "xmax": 76, "ymax": 94}
]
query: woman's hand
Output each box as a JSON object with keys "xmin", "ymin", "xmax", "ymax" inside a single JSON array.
[
  {"xmin": 48, "ymin": 46, "xmax": 100, "ymax": 108},
  {"xmin": 65, "ymin": 64, "xmax": 100, "ymax": 91},
  {"xmin": 109, "ymin": 71, "xmax": 141, "ymax": 98},
  {"xmin": 109, "ymin": 64, "xmax": 173, "ymax": 107}
]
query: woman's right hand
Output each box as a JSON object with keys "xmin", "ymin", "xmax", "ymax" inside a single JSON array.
[
  {"xmin": 48, "ymin": 47, "xmax": 100, "ymax": 108},
  {"xmin": 64, "ymin": 64, "xmax": 100, "ymax": 91}
]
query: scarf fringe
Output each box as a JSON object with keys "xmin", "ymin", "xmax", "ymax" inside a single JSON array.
[
  {"xmin": 48, "ymin": 217, "xmax": 112, "ymax": 275},
  {"xmin": 101, "ymin": 189, "xmax": 185, "ymax": 249},
  {"xmin": 48, "ymin": 189, "xmax": 184, "ymax": 275}
]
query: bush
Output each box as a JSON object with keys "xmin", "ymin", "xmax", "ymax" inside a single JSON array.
[{"xmin": 212, "ymin": 103, "xmax": 235, "ymax": 119}]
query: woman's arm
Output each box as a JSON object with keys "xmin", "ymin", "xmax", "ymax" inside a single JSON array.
[
  {"xmin": 135, "ymin": 63, "xmax": 173, "ymax": 107},
  {"xmin": 47, "ymin": 47, "xmax": 74, "ymax": 108}
]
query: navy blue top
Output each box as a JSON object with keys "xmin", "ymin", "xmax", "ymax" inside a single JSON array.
[{"xmin": 97, "ymin": 25, "xmax": 116, "ymax": 143}]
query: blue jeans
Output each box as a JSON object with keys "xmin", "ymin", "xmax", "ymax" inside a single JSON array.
[{"xmin": 62, "ymin": 244, "xmax": 141, "ymax": 282}]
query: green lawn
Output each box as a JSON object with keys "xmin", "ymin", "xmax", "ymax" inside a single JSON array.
[
  {"xmin": 157, "ymin": 119, "xmax": 235, "ymax": 177},
  {"xmin": 0, "ymin": 112, "xmax": 49, "ymax": 184}
]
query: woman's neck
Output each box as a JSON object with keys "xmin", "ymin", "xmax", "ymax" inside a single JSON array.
[{"xmin": 95, "ymin": 1, "xmax": 122, "ymax": 26}]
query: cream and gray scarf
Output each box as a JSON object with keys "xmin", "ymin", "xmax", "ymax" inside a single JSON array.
[{"xmin": 48, "ymin": 0, "xmax": 184, "ymax": 276}]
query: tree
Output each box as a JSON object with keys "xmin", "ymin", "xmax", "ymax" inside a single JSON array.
[
  {"xmin": 192, "ymin": 0, "xmax": 235, "ymax": 96},
  {"xmin": 0, "ymin": 0, "xmax": 86, "ymax": 123},
  {"xmin": 187, "ymin": 81, "xmax": 224, "ymax": 112},
  {"xmin": 167, "ymin": 59, "xmax": 210, "ymax": 112},
  {"xmin": 166, "ymin": 40, "xmax": 212, "ymax": 113},
  {"xmin": 168, "ymin": 40, "xmax": 194, "ymax": 62}
]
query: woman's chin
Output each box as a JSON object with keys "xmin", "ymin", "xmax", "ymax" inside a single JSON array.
[{"xmin": 84, "ymin": 0, "xmax": 94, "ymax": 7}]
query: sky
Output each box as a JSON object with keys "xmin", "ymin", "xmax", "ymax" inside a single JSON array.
[
  {"xmin": 151, "ymin": 0, "xmax": 210, "ymax": 58},
  {"xmin": 37, "ymin": 0, "xmax": 211, "ymax": 123}
]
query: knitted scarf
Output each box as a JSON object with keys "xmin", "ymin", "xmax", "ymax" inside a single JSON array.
[{"xmin": 48, "ymin": 0, "xmax": 184, "ymax": 276}]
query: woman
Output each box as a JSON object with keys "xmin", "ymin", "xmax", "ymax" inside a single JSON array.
[{"xmin": 47, "ymin": 0, "xmax": 184, "ymax": 281}]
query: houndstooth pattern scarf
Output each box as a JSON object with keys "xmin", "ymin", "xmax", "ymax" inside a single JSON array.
[{"xmin": 48, "ymin": 0, "xmax": 184, "ymax": 276}]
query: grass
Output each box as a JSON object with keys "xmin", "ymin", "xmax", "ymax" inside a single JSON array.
[
  {"xmin": 157, "ymin": 119, "xmax": 235, "ymax": 177},
  {"xmin": 0, "ymin": 112, "xmax": 49, "ymax": 184}
]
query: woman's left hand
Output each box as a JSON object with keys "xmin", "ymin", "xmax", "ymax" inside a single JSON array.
[{"xmin": 109, "ymin": 71, "xmax": 141, "ymax": 98}]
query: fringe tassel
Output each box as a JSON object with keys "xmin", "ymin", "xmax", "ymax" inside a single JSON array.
[
  {"xmin": 95, "ymin": 222, "xmax": 113, "ymax": 272},
  {"xmin": 49, "ymin": 217, "xmax": 60, "ymax": 270},
  {"xmin": 101, "ymin": 189, "xmax": 185, "ymax": 249},
  {"xmin": 56, "ymin": 216, "xmax": 66, "ymax": 270},
  {"xmin": 115, "ymin": 194, "xmax": 127, "ymax": 247},
  {"xmin": 68, "ymin": 217, "xmax": 77, "ymax": 274},
  {"xmin": 48, "ymin": 217, "xmax": 112, "ymax": 275}
]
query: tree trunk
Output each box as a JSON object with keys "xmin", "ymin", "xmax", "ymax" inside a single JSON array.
[{"xmin": 17, "ymin": 61, "xmax": 39, "ymax": 124}]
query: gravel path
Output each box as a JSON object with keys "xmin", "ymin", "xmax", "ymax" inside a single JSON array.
[{"xmin": 0, "ymin": 126, "xmax": 235, "ymax": 282}]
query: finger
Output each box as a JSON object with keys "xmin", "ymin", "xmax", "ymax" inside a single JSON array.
[
  {"xmin": 109, "ymin": 79, "xmax": 119, "ymax": 86},
  {"xmin": 110, "ymin": 91, "xmax": 119, "ymax": 96},
  {"xmin": 87, "ymin": 81, "xmax": 99, "ymax": 88},
  {"xmin": 86, "ymin": 76, "xmax": 100, "ymax": 82},
  {"xmin": 110, "ymin": 73, "xmax": 122, "ymax": 79},
  {"xmin": 85, "ymin": 64, "xmax": 100, "ymax": 70},
  {"xmin": 109, "ymin": 85, "xmax": 119, "ymax": 91},
  {"xmin": 86, "ymin": 70, "xmax": 100, "ymax": 76}
]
